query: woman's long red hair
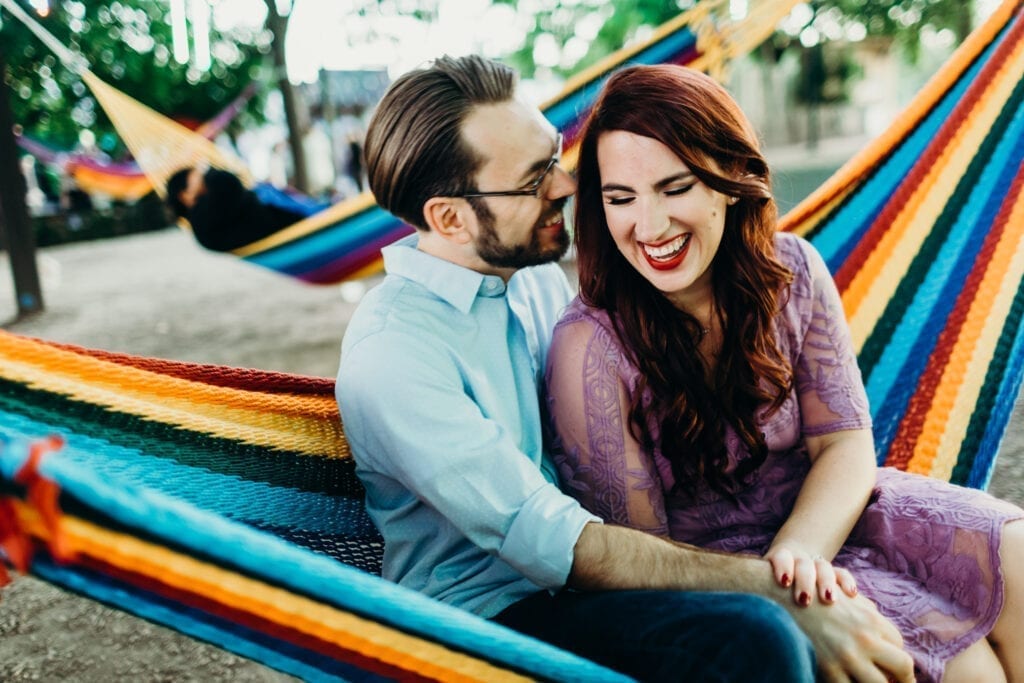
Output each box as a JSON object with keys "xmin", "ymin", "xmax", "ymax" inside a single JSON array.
[{"xmin": 574, "ymin": 65, "xmax": 794, "ymax": 500}]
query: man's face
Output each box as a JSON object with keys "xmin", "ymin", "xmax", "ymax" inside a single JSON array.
[{"xmin": 459, "ymin": 99, "xmax": 575, "ymax": 274}]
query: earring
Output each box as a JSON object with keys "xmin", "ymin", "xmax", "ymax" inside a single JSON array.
[{"xmin": 727, "ymin": 196, "xmax": 738, "ymax": 205}]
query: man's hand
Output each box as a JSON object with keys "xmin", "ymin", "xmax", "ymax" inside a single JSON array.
[
  {"xmin": 783, "ymin": 591, "xmax": 914, "ymax": 683},
  {"xmin": 571, "ymin": 524, "xmax": 914, "ymax": 682}
]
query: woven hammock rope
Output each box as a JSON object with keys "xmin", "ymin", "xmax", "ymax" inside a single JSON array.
[{"xmin": 2, "ymin": 0, "xmax": 1023, "ymax": 681}]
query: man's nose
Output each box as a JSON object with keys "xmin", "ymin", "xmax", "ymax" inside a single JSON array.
[{"xmin": 545, "ymin": 164, "xmax": 576, "ymax": 199}]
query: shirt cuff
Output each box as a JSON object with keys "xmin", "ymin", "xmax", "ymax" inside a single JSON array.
[{"xmin": 499, "ymin": 483, "xmax": 602, "ymax": 589}]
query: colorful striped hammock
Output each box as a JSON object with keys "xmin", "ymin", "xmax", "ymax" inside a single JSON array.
[
  {"xmin": 2, "ymin": 1, "xmax": 1023, "ymax": 681},
  {"xmin": 14, "ymin": 83, "xmax": 258, "ymax": 202}
]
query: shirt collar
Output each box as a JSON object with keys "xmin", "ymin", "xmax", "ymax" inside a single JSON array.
[{"xmin": 381, "ymin": 233, "xmax": 506, "ymax": 313}]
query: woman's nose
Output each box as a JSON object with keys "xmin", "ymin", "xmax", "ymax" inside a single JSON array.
[{"xmin": 634, "ymin": 198, "xmax": 670, "ymax": 242}]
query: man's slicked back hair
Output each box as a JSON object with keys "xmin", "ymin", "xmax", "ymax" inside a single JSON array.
[{"xmin": 364, "ymin": 55, "xmax": 517, "ymax": 230}]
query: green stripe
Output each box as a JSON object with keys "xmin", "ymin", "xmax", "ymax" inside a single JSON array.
[
  {"xmin": 857, "ymin": 79, "xmax": 1024, "ymax": 381},
  {"xmin": 0, "ymin": 377, "xmax": 362, "ymax": 498},
  {"xmin": 951, "ymin": 267, "xmax": 1024, "ymax": 485}
]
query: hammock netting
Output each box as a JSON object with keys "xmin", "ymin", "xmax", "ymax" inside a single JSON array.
[
  {"xmin": 15, "ymin": 82, "xmax": 258, "ymax": 202},
  {"xmin": 1, "ymin": 0, "xmax": 1023, "ymax": 681}
]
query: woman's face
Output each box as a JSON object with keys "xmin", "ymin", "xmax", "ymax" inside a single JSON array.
[{"xmin": 597, "ymin": 130, "xmax": 732, "ymax": 312}]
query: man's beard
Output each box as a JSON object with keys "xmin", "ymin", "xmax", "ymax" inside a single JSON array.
[{"xmin": 471, "ymin": 199, "xmax": 570, "ymax": 270}]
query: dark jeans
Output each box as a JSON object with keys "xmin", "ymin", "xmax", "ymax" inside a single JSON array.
[{"xmin": 494, "ymin": 589, "xmax": 815, "ymax": 682}]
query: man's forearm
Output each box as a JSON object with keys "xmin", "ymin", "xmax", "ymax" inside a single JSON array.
[
  {"xmin": 569, "ymin": 522, "xmax": 777, "ymax": 594},
  {"xmin": 567, "ymin": 521, "xmax": 915, "ymax": 683}
]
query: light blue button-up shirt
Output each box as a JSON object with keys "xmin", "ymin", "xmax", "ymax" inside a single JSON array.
[{"xmin": 336, "ymin": 235, "xmax": 600, "ymax": 617}]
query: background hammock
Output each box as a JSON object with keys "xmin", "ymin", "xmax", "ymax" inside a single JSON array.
[
  {"xmin": 2, "ymin": 0, "xmax": 799, "ymax": 285},
  {"xmin": 14, "ymin": 82, "xmax": 259, "ymax": 202},
  {"xmin": 1, "ymin": 0, "xmax": 1023, "ymax": 681}
]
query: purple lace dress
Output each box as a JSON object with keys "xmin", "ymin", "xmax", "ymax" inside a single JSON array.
[{"xmin": 545, "ymin": 232, "xmax": 1023, "ymax": 681}]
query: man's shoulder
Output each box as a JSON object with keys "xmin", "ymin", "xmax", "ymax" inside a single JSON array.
[{"xmin": 343, "ymin": 275, "xmax": 430, "ymax": 347}]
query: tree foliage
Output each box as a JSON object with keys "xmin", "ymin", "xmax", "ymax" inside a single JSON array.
[
  {"xmin": 496, "ymin": 0, "xmax": 972, "ymax": 90},
  {"xmin": 0, "ymin": 0, "xmax": 271, "ymax": 155}
]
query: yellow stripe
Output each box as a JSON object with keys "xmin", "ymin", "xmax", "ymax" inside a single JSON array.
[
  {"xmin": 13, "ymin": 503, "xmax": 530, "ymax": 683},
  {"xmin": 843, "ymin": 43, "xmax": 1024, "ymax": 348},
  {"xmin": 778, "ymin": 0, "xmax": 1016, "ymax": 232},
  {"xmin": 910, "ymin": 189, "xmax": 1024, "ymax": 477},
  {"xmin": 232, "ymin": 192, "xmax": 379, "ymax": 256},
  {"xmin": 0, "ymin": 331, "xmax": 347, "ymax": 458},
  {"xmin": 780, "ymin": 188, "xmax": 852, "ymax": 239}
]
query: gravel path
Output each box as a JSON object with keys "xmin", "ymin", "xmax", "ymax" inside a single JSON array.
[{"xmin": 1, "ymin": 226, "xmax": 1022, "ymax": 681}]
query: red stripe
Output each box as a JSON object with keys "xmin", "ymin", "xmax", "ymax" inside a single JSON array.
[
  {"xmin": 23, "ymin": 335, "xmax": 335, "ymax": 394},
  {"xmin": 884, "ymin": 160, "xmax": 1024, "ymax": 469},
  {"xmin": 832, "ymin": 9, "xmax": 1024, "ymax": 294},
  {"xmin": 76, "ymin": 554, "xmax": 441, "ymax": 682}
]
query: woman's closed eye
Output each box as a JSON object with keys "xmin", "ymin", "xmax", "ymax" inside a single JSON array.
[
  {"xmin": 664, "ymin": 184, "xmax": 695, "ymax": 196},
  {"xmin": 604, "ymin": 194, "xmax": 635, "ymax": 206}
]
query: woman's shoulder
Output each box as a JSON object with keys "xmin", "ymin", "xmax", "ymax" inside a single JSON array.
[
  {"xmin": 552, "ymin": 297, "xmax": 622, "ymax": 352},
  {"xmin": 558, "ymin": 295, "xmax": 613, "ymax": 328},
  {"xmin": 774, "ymin": 231, "xmax": 825, "ymax": 294},
  {"xmin": 773, "ymin": 231, "xmax": 814, "ymax": 269}
]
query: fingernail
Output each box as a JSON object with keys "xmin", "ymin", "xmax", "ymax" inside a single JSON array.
[
  {"xmin": 851, "ymin": 585, "xmax": 858, "ymax": 595},
  {"xmin": 799, "ymin": 592, "xmax": 810, "ymax": 606},
  {"xmin": 825, "ymin": 589, "xmax": 833, "ymax": 602},
  {"xmin": 781, "ymin": 573, "xmax": 791, "ymax": 587}
]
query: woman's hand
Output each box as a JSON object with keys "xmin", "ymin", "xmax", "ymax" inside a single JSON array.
[{"xmin": 765, "ymin": 544, "xmax": 858, "ymax": 606}]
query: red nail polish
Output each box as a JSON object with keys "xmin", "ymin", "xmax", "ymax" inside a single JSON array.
[
  {"xmin": 825, "ymin": 589, "xmax": 833, "ymax": 602},
  {"xmin": 799, "ymin": 592, "xmax": 810, "ymax": 606},
  {"xmin": 781, "ymin": 573, "xmax": 791, "ymax": 587}
]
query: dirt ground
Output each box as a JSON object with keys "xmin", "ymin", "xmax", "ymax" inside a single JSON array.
[{"xmin": 1, "ymin": 225, "xmax": 1023, "ymax": 681}]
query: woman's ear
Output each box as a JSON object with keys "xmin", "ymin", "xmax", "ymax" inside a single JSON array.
[{"xmin": 423, "ymin": 197, "xmax": 473, "ymax": 244}]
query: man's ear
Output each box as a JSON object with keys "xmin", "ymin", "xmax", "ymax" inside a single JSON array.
[{"xmin": 423, "ymin": 197, "xmax": 473, "ymax": 245}]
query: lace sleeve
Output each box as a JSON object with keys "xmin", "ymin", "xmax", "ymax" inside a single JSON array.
[
  {"xmin": 544, "ymin": 314, "xmax": 669, "ymax": 535},
  {"xmin": 794, "ymin": 241, "xmax": 873, "ymax": 436}
]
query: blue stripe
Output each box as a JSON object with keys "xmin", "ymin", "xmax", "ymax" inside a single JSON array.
[
  {"xmin": 810, "ymin": 45, "xmax": 991, "ymax": 269},
  {"xmin": 867, "ymin": 99, "xmax": 1024, "ymax": 456},
  {"xmin": 970, "ymin": 269, "xmax": 1024, "ymax": 489},
  {"xmin": 0, "ymin": 411, "xmax": 371, "ymax": 537},
  {"xmin": 1, "ymin": 433, "xmax": 632, "ymax": 682},
  {"xmin": 32, "ymin": 557, "xmax": 376, "ymax": 682},
  {"xmin": 245, "ymin": 208, "xmax": 403, "ymax": 275}
]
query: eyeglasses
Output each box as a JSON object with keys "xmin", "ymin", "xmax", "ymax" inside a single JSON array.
[{"xmin": 460, "ymin": 133, "xmax": 563, "ymax": 199}]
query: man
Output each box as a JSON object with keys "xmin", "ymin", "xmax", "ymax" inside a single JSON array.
[
  {"xmin": 165, "ymin": 166, "xmax": 307, "ymax": 252},
  {"xmin": 336, "ymin": 55, "xmax": 914, "ymax": 682}
]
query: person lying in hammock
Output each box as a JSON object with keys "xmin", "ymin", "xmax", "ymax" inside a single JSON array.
[{"xmin": 165, "ymin": 166, "xmax": 308, "ymax": 252}]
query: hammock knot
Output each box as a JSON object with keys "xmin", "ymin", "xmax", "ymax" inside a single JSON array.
[{"xmin": 0, "ymin": 435, "xmax": 77, "ymax": 588}]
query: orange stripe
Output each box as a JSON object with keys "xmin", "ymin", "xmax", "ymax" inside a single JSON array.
[
  {"xmin": 13, "ymin": 502, "xmax": 531, "ymax": 682},
  {"xmin": 907, "ymin": 180, "xmax": 1024, "ymax": 476},
  {"xmin": 842, "ymin": 38, "xmax": 1024, "ymax": 338},
  {"xmin": 0, "ymin": 330, "xmax": 346, "ymax": 457},
  {"xmin": 778, "ymin": 0, "xmax": 1017, "ymax": 233}
]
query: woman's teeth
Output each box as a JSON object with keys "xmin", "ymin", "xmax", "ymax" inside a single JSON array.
[{"xmin": 644, "ymin": 234, "xmax": 689, "ymax": 260}]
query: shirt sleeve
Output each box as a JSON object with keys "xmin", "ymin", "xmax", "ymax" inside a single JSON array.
[
  {"xmin": 337, "ymin": 329, "xmax": 598, "ymax": 589},
  {"xmin": 544, "ymin": 314, "xmax": 669, "ymax": 536},
  {"xmin": 793, "ymin": 239, "xmax": 873, "ymax": 436}
]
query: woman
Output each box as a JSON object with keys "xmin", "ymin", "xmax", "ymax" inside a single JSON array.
[{"xmin": 545, "ymin": 64, "xmax": 1024, "ymax": 682}]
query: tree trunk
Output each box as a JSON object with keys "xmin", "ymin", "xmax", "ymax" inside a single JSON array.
[
  {"xmin": 0, "ymin": 55, "xmax": 44, "ymax": 317},
  {"xmin": 265, "ymin": 6, "xmax": 310, "ymax": 193},
  {"xmin": 958, "ymin": 1, "xmax": 974, "ymax": 44}
]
